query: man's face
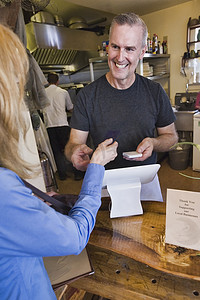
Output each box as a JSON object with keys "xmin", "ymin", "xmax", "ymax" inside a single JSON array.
[{"xmin": 107, "ymin": 23, "xmax": 147, "ymax": 88}]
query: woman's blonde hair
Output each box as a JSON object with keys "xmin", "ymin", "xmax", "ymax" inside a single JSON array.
[{"xmin": 0, "ymin": 24, "xmax": 37, "ymax": 178}]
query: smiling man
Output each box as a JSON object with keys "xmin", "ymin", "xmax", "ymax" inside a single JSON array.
[
  {"xmin": 107, "ymin": 18, "xmax": 146, "ymax": 89},
  {"xmin": 65, "ymin": 12, "xmax": 178, "ymax": 171}
]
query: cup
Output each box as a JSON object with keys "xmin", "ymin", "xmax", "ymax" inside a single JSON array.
[
  {"xmin": 196, "ymin": 72, "xmax": 200, "ymax": 83},
  {"xmin": 190, "ymin": 50, "xmax": 196, "ymax": 58},
  {"xmin": 183, "ymin": 52, "xmax": 190, "ymax": 59}
]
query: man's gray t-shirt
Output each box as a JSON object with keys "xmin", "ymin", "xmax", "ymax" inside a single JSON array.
[{"xmin": 70, "ymin": 74, "xmax": 175, "ymax": 169}]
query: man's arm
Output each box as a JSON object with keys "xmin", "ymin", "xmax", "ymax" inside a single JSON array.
[
  {"xmin": 65, "ymin": 128, "xmax": 93, "ymax": 171},
  {"xmin": 127, "ymin": 123, "xmax": 178, "ymax": 162},
  {"xmin": 152, "ymin": 123, "xmax": 178, "ymax": 152}
]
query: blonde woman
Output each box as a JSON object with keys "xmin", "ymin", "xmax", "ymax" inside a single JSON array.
[{"xmin": 0, "ymin": 24, "xmax": 118, "ymax": 300}]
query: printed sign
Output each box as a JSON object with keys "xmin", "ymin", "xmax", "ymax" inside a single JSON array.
[{"xmin": 166, "ymin": 189, "xmax": 200, "ymax": 251}]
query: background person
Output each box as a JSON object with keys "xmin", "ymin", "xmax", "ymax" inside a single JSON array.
[
  {"xmin": 65, "ymin": 12, "xmax": 178, "ymax": 172},
  {"xmin": 43, "ymin": 72, "xmax": 73, "ymax": 180},
  {"xmin": 0, "ymin": 24, "xmax": 118, "ymax": 300}
]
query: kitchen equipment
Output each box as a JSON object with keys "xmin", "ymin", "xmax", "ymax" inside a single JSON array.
[
  {"xmin": 0, "ymin": 0, "xmax": 14, "ymax": 7},
  {"xmin": 174, "ymin": 92, "xmax": 198, "ymax": 170},
  {"xmin": 21, "ymin": 0, "xmax": 50, "ymax": 12},
  {"xmin": 25, "ymin": 21, "xmax": 106, "ymax": 74},
  {"xmin": 31, "ymin": 11, "xmax": 55, "ymax": 24},
  {"xmin": 193, "ymin": 112, "xmax": 200, "ymax": 171},
  {"xmin": 174, "ymin": 92, "xmax": 198, "ymax": 137},
  {"xmin": 54, "ymin": 15, "xmax": 64, "ymax": 26},
  {"xmin": 39, "ymin": 151, "xmax": 57, "ymax": 192},
  {"xmin": 174, "ymin": 110, "xmax": 197, "ymax": 132},
  {"xmin": 67, "ymin": 16, "xmax": 88, "ymax": 29},
  {"xmin": 190, "ymin": 50, "xmax": 196, "ymax": 58},
  {"xmin": 175, "ymin": 92, "xmax": 198, "ymax": 111},
  {"xmin": 188, "ymin": 17, "xmax": 199, "ymax": 26}
]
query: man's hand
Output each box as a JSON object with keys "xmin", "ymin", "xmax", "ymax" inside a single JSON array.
[
  {"xmin": 135, "ymin": 137, "xmax": 154, "ymax": 161},
  {"xmin": 123, "ymin": 123, "xmax": 178, "ymax": 162},
  {"xmin": 123, "ymin": 137, "xmax": 153, "ymax": 162},
  {"xmin": 71, "ymin": 144, "xmax": 93, "ymax": 171},
  {"xmin": 90, "ymin": 138, "xmax": 118, "ymax": 166}
]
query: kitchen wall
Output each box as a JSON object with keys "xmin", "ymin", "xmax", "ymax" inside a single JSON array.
[{"xmin": 141, "ymin": 0, "xmax": 200, "ymax": 105}]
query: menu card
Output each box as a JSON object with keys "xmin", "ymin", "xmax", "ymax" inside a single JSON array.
[
  {"xmin": 165, "ymin": 188, "xmax": 200, "ymax": 251},
  {"xmin": 43, "ymin": 248, "xmax": 94, "ymax": 289}
]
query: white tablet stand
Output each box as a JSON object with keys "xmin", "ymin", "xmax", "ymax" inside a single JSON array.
[{"xmin": 102, "ymin": 164, "xmax": 161, "ymax": 218}]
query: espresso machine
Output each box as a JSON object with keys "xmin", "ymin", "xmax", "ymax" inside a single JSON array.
[{"xmin": 174, "ymin": 91, "xmax": 199, "ymax": 142}]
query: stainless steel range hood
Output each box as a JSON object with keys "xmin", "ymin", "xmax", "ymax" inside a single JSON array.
[{"xmin": 26, "ymin": 22, "xmax": 107, "ymax": 73}]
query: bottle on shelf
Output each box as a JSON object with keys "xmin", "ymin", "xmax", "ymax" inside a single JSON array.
[
  {"xmin": 147, "ymin": 32, "xmax": 152, "ymax": 53},
  {"xmin": 102, "ymin": 42, "xmax": 106, "ymax": 55},
  {"xmin": 149, "ymin": 39, "xmax": 153, "ymax": 53},
  {"xmin": 162, "ymin": 40, "xmax": 168, "ymax": 54},
  {"xmin": 152, "ymin": 34, "xmax": 158, "ymax": 54},
  {"xmin": 197, "ymin": 29, "xmax": 200, "ymax": 42},
  {"xmin": 158, "ymin": 41, "xmax": 163, "ymax": 54}
]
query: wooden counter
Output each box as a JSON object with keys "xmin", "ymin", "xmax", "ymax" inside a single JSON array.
[{"xmin": 70, "ymin": 199, "xmax": 200, "ymax": 299}]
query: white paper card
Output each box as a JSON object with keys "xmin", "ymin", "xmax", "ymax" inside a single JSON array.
[{"xmin": 166, "ymin": 189, "xmax": 200, "ymax": 251}]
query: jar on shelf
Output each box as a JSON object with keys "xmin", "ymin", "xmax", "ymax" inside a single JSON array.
[
  {"xmin": 159, "ymin": 41, "xmax": 163, "ymax": 54},
  {"xmin": 162, "ymin": 40, "xmax": 168, "ymax": 54},
  {"xmin": 152, "ymin": 34, "xmax": 158, "ymax": 54},
  {"xmin": 197, "ymin": 29, "xmax": 200, "ymax": 42}
]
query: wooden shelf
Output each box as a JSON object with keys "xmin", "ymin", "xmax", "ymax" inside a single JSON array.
[
  {"xmin": 144, "ymin": 53, "xmax": 170, "ymax": 58},
  {"xmin": 138, "ymin": 54, "xmax": 170, "ymax": 98},
  {"xmin": 187, "ymin": 40, "xmax": 200, "ymax": 45},
  {"xmin": 146, "ymin": 73, "xmax": 170, "ymax": 80}
]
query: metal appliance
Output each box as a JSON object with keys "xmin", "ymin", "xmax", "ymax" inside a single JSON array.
[
  {"xmin": 25, "ymin": 21, "xmax": 108, "ymax": 74},
  {"xmin": 174, "ymin": 92, "xmax": 198, "ymax": 134},
  {"xmin": 39, "ymin": 151, "xmax": 58, "ymax": 192},
  {"xmin": 175, "ymin": 92, "xmax": 198, "ymax": 111},
  {"xmin": 193, "ymin": 112, "xmax": 200, "ymax": 171},
  {"xmin": 170, "ymin": 92, "xmax": 199, "ymax": 170}
]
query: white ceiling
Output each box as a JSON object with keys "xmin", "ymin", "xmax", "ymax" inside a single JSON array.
[
  {"xmin": 64, "ymin": 0, "xmax": 191, "ymax": 16},
  {"xmin": 45, "ymin": 0, "xmax": 192, "ymax": 27}
]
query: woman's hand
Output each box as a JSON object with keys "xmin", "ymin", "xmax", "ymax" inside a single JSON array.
[
  {"xmin": 71, "ymin": 144, "xmax": 93, "ymax": 171},
  {"xmin": 90, "ymin": 138, "xmax": 118, "ymax": 166}
]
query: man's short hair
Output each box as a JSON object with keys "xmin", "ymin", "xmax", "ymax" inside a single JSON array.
[
  {"xmin": 109, "ymin": 12, "xmax": 148, "ymax": 48},
  {"xmin": 47, "ymin": 72, "xmax": 59, "ymax": 84}
]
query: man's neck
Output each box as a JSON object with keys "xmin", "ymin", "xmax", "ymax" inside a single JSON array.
[{"xmin": 106, "ymin": 72, "xmax": 136, "ymax": 90}]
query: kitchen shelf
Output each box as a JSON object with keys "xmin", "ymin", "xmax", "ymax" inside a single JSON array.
[
  {"xmin": 89, "ymin": 56, "xmax": 108, "ymax": 81},
  {"xmin": 138, "ymin": 53, "xmax": 170, "ymax": 98},
  {"xmin": 183, "ymin": 56, "xmax": 200, "ymax": 60},
  {"xmin": 89, "ymin": 56, "xmax": 108, "ymax": 64},
  {"xmin": 142, "ymin": 53, "xmax": 170, "ymax": 58},
  {"xmin": 187, "ymin": 41, "xmax": 200, "ymax": 45},
  {"xmin": 146, "ymin": 73, "xmax": 170, "ymax": 81},
  {"xmin": 186, "ymin": 18, "xmax": 200, "ymax": 52},
  {"xmin": 188, "ymin": 82, "xmax": 200, "ymax": 86},
  {"xmin": 188, "ymin": 23, "xmax": 200, "ymax": 30}
]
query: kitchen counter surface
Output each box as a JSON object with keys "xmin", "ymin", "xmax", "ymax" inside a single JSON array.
[
  {"xmin": 57, "ymin": 157, "xmax": 200, "ymax": 299},
  {"xmin": 69, "ymin": 199, "xmax": 200, "ymax": 299}
]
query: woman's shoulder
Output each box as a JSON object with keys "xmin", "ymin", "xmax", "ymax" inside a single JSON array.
[{"xmin": 0, "ymin": 168, "xmax": 23, "ymax": 192}]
